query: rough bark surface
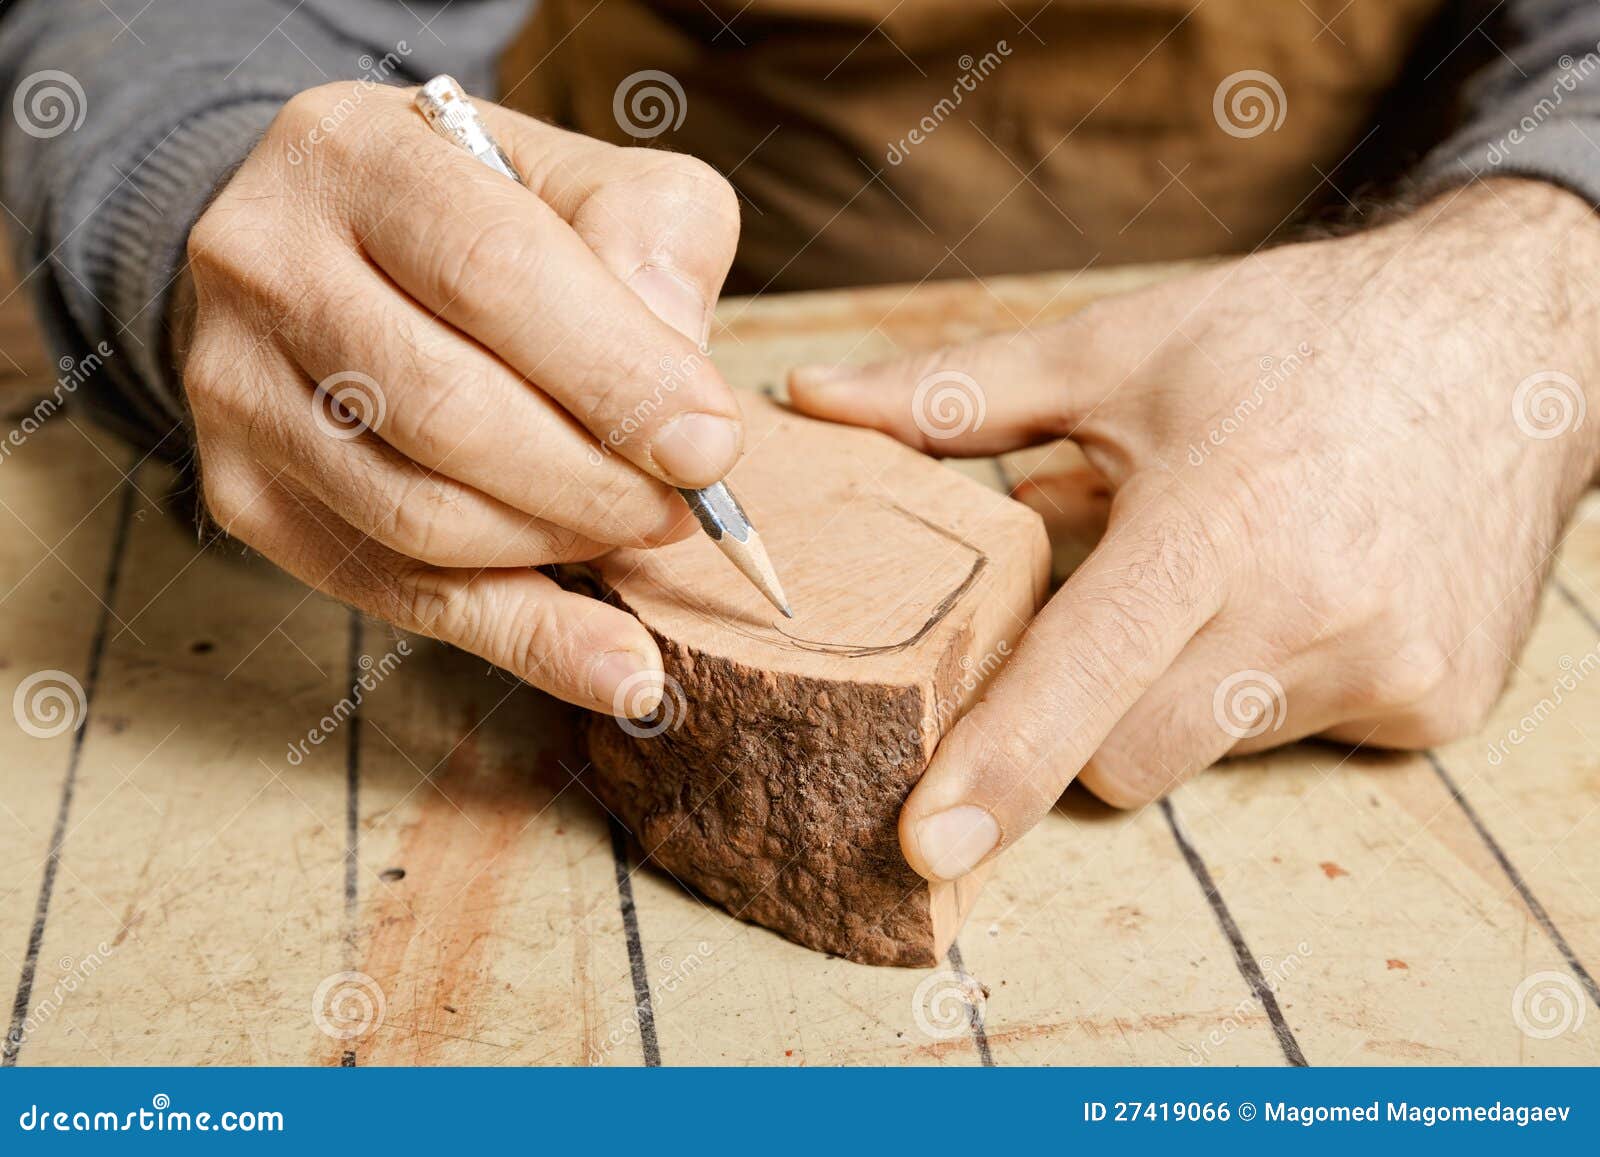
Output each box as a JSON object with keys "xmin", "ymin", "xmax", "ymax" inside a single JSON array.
[
  {"xmin": 588, "ymin": 624, "xmax": 941, "ymax": 966},
  {"xmin": 580, "ymin": 397, "xmax": 1049, "ymax": 966}
]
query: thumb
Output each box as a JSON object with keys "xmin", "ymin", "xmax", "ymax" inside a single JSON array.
[
  {"xmin": 789, "ymin": 323, "xmax": 1111, "ymax": 456},
  {"xmin": 898, "ymin": 491, "xmax": 1229, "ymax": 880}
]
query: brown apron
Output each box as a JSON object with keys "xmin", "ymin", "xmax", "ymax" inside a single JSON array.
[{"xmin": 499, "ymin": 0, "xmax": 1447, "ymax": 292}]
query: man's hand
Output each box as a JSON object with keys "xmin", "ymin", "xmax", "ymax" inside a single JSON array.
[
  {"xmin": 179, "ymin": 81, "xmax": 745, "ymax": 716},
  {"xmin": 791, "ymin": 179, "xmax": 1600, "ymax": 882}
]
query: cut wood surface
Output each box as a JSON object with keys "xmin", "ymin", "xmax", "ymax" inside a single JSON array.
[
  {"xmin": 585, "ymin": 396, "xmax": 1048, "ymax": 965},
  {"xmin": 0, "ymin": 262, "xmax": 1596, "ymax": 1065}
]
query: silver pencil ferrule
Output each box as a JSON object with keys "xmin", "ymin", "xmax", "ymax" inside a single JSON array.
[{"xmin": 415, "ymin": 75, "xmax": 523, "ymax": 184}]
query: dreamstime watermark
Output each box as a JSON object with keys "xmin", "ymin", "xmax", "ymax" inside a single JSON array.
[
  {"xmin": 1, "ymin": 341, "xmax": 114, "ymax": 464},
  {"xmin": 885, "ymin": 42, "xmax": 1012, "ymax": 165},
  {"xmin": 12, "ymin": 669, "xmax": 87, "ymax": 739},
  {"xmin": 1510, "ymin": 970, "xmax": 1586, "ymax": 1040},
  {"xmin": 1212, "ymin": 669, "xmax": 1287, "ymax": 740},
  {"xmin": 286, "ymin": 44, "xmax": 412, "ymax": 164},
  {"xmin": 13, "ymin": 69, "xmax": 87, "ymax": 139},
  {"xmin": 1511, "ymin": 369, "xmax": 1586, "ymax": 440},
  {"xmin": 613, "ymin": 70, "xmax": 687, "ymax": 139},
  {"xmin": 610, "ymin": 671, "xmax": 687, "ymax": 740},
  {"xmin": 586, "ymin": 352, "xmax": 705, "ymax": 465},
  {"xmin": 1182, "ymin": 941, "xmax": 1311, "ymax": 1063},
  {"xmin": 1187, "ymin": 342, "xmax": 1312, "ymax": 465},
  {"xmin": 589, "ymin": 941, "xmax": 715, "ymax": 1063},
  {"xmin": 912, "ymin": 369, "xmax": 986, "ymax": 441},
  {"xmin": 5, "ymin": 942, "xmax": 116, "ymax": 1053},
  {"xmin": 16, "ymin": 1094, "xmax": 283, "ymax": 1135},
  {"xmin": 1485, "ymin": 642, "xmax": 1600, "ymax": 766},
  {"xmin": 1212, "ymin": 69, "xmax": 1286, "ymax": 139},
  {"xmin": 284, "ymin": 640, "xmax": 410, "ymax": 766},
  {"xmin": 926, "ymin": 641, "xmax": 1012, "ymax": 740},
  {"xmin": 1485, "ymin": 46, "xmax": 1600, "ymax": 167},
  {"xmin": 312, "ymin": 370, "xmax": 387, "ymax": 440},
  {"xmin": 311, "ymin": 970, "xmax": 387, "ymax": 1041},
  {"xmin": 911, "ymin": 968, "xmax": 987, "ymax": 1040}
]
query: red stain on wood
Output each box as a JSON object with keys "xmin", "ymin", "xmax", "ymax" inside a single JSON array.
[
  {"xmin": 1319, "ymin": 861, "xmax": 1349, "ymax": 879},
  {"xmin": 333, "ymin": 720, "xmax": 553, "ymax": 1065}
]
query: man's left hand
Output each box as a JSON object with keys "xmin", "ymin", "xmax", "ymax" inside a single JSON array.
[{"xmin": 790, "ymin": 178, "xmax": 1600, "ymax": 882}]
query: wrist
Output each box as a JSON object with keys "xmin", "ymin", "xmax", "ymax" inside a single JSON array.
[{"xmin": 1389, "ymin": 179, "xmax": 1600, "ymax": 484}]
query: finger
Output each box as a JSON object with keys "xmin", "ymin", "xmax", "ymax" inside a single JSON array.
[
  {"xmin": 262, "ymin": 376, "xmax": 614, "ymax": 569},
  {"xmin": 1079, "ymin": 639, "xmax": 1301, "ymax": 807},
  {"xmin": 898, "ymin": 489, "xmax": 1231, "ymax": 881},
  {"xmin": 279, "ymin": 258, "xmax": 695, "ymax": 549},
  {"xmin": 212, "ymin": 468, "xmax": 666, "ymax": 715},
  {"xmin": 1009, "ymin": 465, "xmax": 1113, "ymax": 543},
  {"xmin": 789, "ymin": 320, "xmax": 1118, "ymax": 457},
  {"xmin": 477, "ymin": 103, "xmax": 740, "ymax": 347},
  {"xmin": 351, "ymin": 104, "xmax": 744, "ymax": 488}
]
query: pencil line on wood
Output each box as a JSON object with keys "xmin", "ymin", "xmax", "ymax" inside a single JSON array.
[
  {"xmin": 1160, "ymin": 797, "xmax": 1309, "ymax": 1067},
  {"xmin": 341, "ymin": 611, "xmax": 364, "ymax": 1068},
  {"xmin": 609, "ymin": 818, "xmax": 662, "ymax": 1066},
  {"xmin": 1553, "ymin": 577, "xmax": 1600, "ymax": 636},
  {"xmin": 3, "ymin": 479, "xmax": 137, "ymax": 1066},
  {"xmin": 945, "ymin": 941, "xmax": 995, "ymax": 1066},
  {"xmin": 1425, "ymin": 752, "xmax": 1600, "ymax": 1009}
]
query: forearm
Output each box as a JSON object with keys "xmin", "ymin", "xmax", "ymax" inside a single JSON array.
[
  {"xmin": 0, "ymin": 0, "xmax": 528, "ymax": 458},
  {"xmin": 1393, "ymin": 179, "xmax": 1600, "ymax": 490}
]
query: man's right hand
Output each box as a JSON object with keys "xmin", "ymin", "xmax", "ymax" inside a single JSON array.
[{"xmin": 178, "ymin": 81, "xmax": 745, "ymax": 716}]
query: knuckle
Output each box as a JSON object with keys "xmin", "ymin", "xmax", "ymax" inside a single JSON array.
[
  {"xmin": 633, "ymin": 152, "xmax": 738, "ymax": 220},
  {"xmin": 660, "ymin": 155, "xmax": 740, "ymax": 231},
  {"xmin": 427, "ymin": 216, "xmax": 543, "ymax": 317},
  {"xmin": 1353, "ymin": 640, "xmax": 1450, "ymax": 713},
  {"xmin": 368, "ymin": 490, "xmax": 444, "ymax": 562},
  {"xmin": 524, "ymin": 519, "xmax": 586, "ymax": 559},
  {"xmin": 1078, "ymin": 751, "xmax": 1164, "ymax": 809},
  {"xmin": 276, "ymin": 84, "xmax": 357, "ymax": 141},
  {"xmin": 187, "ymin": 211, "xmax": 264, "ymax": 290},
  {"xmin": 504, "ymin": 595, "xmax": 568, "ymax": 680},
  {"xmin": 569, "ymin": 468, "xmax": 653, "ymax": 539},
  {"xmin": 1381, "ymin": 707, "xmax": 1472, "ymax": 750},
  {"xmin": 1082, "ymin": 517, "xmax": 1219, "ymax": 659},
  {"xmin": 199, "ymin": 469, "xmax": 253, "ymax": 530},
  {"xmin": 399, "ymin": 571, "xmax": 463, "ymax": 638}
]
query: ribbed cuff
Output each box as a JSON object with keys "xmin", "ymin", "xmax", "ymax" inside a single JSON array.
[
  {"xmin": 1412, "ymin": 117, "xmax": 1600, "ymax": 210},
  {"xmin": 79, "ymin": 98, "xmax": 287, "ymax": 427}
]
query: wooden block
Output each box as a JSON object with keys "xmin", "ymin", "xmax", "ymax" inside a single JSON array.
[{"xmin": 582, "ymin": 397, "xmax": 1049, "ymax": 966}]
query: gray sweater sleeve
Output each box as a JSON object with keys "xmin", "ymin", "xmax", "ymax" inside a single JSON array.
[
  {"xmin": 3, "ymin": 0, "xmax": 1600, "ymax": 460},
  {"xmin": 1413, "ymin": 0, "xmax": 1600, "ymax": 206},
  {"xmin": 0, "ymin": 0, "xmax": 530, "ymax": 459}
]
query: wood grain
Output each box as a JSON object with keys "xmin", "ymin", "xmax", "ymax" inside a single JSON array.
[
  {"xmin": 585, "ymin": 396, "xmax": 1048, "ymax": 965},
  {"xmin": 0, "ymin": 262, "xmax": 1595, "ymax": 1065}
]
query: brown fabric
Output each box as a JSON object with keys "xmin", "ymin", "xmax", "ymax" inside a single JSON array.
[{"xmin": 500, "ymin": 0, "xmax": 1447, "ymax": 292}]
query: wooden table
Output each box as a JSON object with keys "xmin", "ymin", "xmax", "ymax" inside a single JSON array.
[{"xmin": 2, "ymin": 264, "xmax": 1597, "ymax": 1066}]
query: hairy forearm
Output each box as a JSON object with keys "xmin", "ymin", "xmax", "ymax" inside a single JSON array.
[{"xmin": 1391, "ymin": 179, "xmax": 1600, "ymax": 489}]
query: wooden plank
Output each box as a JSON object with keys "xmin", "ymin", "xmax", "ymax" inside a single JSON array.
[
  {"xmin": 0, "ymin": 262, "xmax": 1594, "ymax": 1066},
  {"xmin": 952, "ymin": 797, "xmax": 1297, "ymax": 1065},
  {"xmin": 0, "ymin": 408, "xmax": 129, "ymax": 1061},
  {"xmin": 13, "ymin": 460, "xmax": 352, "ymax": 1064},
  {"xmin": 343, "ymin": 638, "xmax": 644, "ymax": 1067},
  {"xmin": 1171, "ymin": 507, "xmax": 1600, "ymax": 1065}
]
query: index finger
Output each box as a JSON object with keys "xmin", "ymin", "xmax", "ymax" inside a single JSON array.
[
  {"xmin": 350, "ymin": 102, "xmax": 744, "ymax": 489},
  {"xmin": 899, "ymin": 489, "xmax": 1232, "ymax": 881}
]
